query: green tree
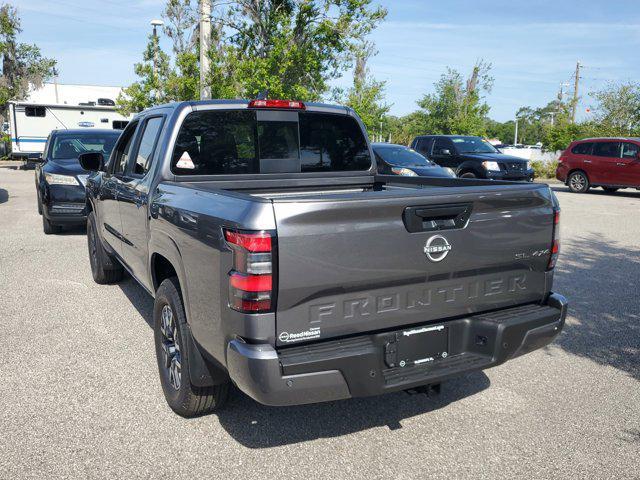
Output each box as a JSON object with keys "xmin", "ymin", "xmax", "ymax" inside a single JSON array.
[
  {"xmin": 0, "ymin": 3, "xmax": 56, "ymax": 120},
  {"xmin": 336, "ymin": 42, "xmax": 389, "ymax": 138},
  {"xmin": 119, "ymin": 0, "xmax": 387, "ymax": 113},
  {"xmin": 118, "ymin": 0, "xmax": 198, "ymax": 114},
  {"xmin": 221, "ymin": 0, "xmax": 387, "ymax": 100},
  {"xmin": 415, "ymin": 61, "xmax": 493, "ymax": 136},
  {"xmin": 485, "ymin": 119, "xmax": 515, "ymax": 144},
  {"xmin": 117, "ymin": 34, "xmax": 172, "ymax": 114},
  {"xmin": 589, "ymin": 82, "xmax": 640, "ymax": 135}
]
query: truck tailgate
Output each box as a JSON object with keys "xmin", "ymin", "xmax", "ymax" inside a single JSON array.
[{"xmin": 272, "ymin": 185, "xmax": 555, "ymax": 346}]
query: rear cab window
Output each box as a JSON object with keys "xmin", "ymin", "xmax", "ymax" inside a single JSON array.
[{"xmin": 171, "ymin": 109, "xmax": 371, "ymax": 175}]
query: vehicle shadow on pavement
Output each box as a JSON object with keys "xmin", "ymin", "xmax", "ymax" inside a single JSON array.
[
  {"xmin": 552, "ymin": 234, "xmax": 640, "ymax": 380},
  {"xmin": 0, "ymin": 188, "xmax": 8, "ymax": 204},
  {"xmin": 57, "ymin": 225, "xmax": 87, "ymax": 236},
  {"xmin": 118, "ymin": 277, "xmax": 154, "ymax": 329},
  {"xmin": 216, "ymin": 372, "xmax": 490, "ymax": 448}
]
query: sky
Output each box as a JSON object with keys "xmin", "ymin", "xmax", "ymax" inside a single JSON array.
[{"xmin": 16, "ymin": 0, "xmax": 640, "ymax": 122}]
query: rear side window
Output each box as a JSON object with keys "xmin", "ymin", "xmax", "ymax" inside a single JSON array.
[
  {"xmin": 593, "ymin": 142, "xmax": 621, "ymax": 158},
  {"xmin": 133, "ymin": 116, "xmax": 164, "ymax": 176},
  {"xmin": 112, "ymin": 121, "xmax": 139, "ymax": 175},
  {"xmin": 621, "ymin": 142, "xmax": 639, "ymax": 159},
  {"xmin": 571, "ymin": 142, "xmax": 593, "ymax": 155},
  {"xmin": 171, "ymin": 110, "xmax": 371, "ymax": 175}
]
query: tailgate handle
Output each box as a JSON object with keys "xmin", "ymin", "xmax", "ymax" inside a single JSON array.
[{"xmin": 403, "ymin": 203, "xmax": 472, "ymax": 233}]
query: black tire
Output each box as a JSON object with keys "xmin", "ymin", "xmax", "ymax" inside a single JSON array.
[
  {"xmin": 87, "ymin": 211, "xmax": 123, "ymax": 284},
  {"xmin": 602, "ymin": 187, "xmax": 619, "ymax": 194},
  {"xmin": 154, "ymin": 277, "xmax": 230, "ymax": 417},
  {"xmin": 460, "ymin": 172, "xmax": 476, "ymax": 179},
  {"xmin": 37, "ymin": 193, "xmax": 43, "ymax": 215},
  {"xmin": 567, "ymin": 171, "xmax": 590, "ymax": 193},
  {"xmin": 42, "ymin": 215, "xmax": 61, "ymax": 234}
]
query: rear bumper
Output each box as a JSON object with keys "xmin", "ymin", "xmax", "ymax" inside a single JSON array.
[
  {"xmin": 227, "ymin": 293, "xmax": 568, "ymax": 406},
  {"xmin": 556, "ymin": 164, "xmax": 568, "ymax": 182}
]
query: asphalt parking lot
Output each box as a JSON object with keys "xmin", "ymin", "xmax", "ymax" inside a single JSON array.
[{"xmin": 1, "ymin": 168, "xmax": 638, "ymax": 479}]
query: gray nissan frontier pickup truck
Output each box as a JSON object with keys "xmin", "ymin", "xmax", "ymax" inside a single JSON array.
[{"xmin": 78, "ymin": 99, "xmax": 567, "ymax": 417}]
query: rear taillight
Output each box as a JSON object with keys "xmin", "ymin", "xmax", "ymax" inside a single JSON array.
[
  {"xmin": 548, "ymin": 209, "xmax": 560, "ymax": 270},
  {"xmin": 248, "ymin": 99, "xmax": 306, "ymax": 110},
  {"xmin": 224, "ymin": 229, "xmax": 274, "ymax": 313}
]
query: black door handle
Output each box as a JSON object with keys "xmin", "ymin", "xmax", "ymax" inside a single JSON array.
[{"xmin": 403, "ymin": 203, "xmax": 473, "ymax": 233}]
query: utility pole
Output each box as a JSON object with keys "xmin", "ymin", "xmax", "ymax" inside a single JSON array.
[
  {"xmin": 199, "ymin": 0, "xmax": 211, "ymax": 100},
  {"xmin": 52, "ymin": 67, "xmax": 59, "ymax": 104},
  {"xmin": 514, "ymin": 118, "xmax": 518, "ymax": 146},
  {"xmin": 571, "ymin": 62, "xmax": 581, "ymax": 123},
  {"xmin": 150, "ymin": 19, "xmax": 163, "ymax": 82}
]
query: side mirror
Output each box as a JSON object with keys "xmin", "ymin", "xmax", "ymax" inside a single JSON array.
[
  {"xmin": 31, "ymin": 152, "xmax": 45, "ymax": 163},
  {"xmin": 78, "ymin": 152, "xmax": 104, "ymax": 171}
]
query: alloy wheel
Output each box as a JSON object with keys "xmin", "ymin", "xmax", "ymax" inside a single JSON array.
[
  {"xmin": 160, "ymin": 304, "xmax": 181, "ymax": 390},
  {"xmin": 570, "ymin": 173, "xmax": 586, "ymax": 191}
]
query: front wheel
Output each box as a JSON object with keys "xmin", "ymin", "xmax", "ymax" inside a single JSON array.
[
  {"xmin": 87, "ymin": 211, "xmax": 123, "ymax": 284},
  {"xmin": 568, "ymin": 171, "xmax": 590, "ymax": 193},
  {"xmin": 154, "ymin": 277, "xmax": 230, "ymax": 417}
]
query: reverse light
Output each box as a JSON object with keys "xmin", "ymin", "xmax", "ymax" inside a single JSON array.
[
  {"xmin": 391, "ymin": 167, "xmax": 418, "ymax": 176},
  {"xmin": 248, "ymin": 99, "xmax": 306, "ymax": 110},
  {"xmin": 44, "ymin": 173, "xmax": 79, "ymax": 186},
  {"xmin": 482, "ymin": 161, "xmax": 501, "ymax": 172},
  {"xmin": 224, "ymin": 229, "xmax": 274, "ymax": 313}
]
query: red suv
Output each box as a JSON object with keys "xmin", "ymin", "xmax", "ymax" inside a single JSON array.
[{"xmin": 556, "ymin": 138, "xmax": 640, "ymax": 193}]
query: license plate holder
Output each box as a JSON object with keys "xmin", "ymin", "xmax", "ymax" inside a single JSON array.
[{"xmin": 390, "ymin": 325, "xmax": 449, "ymax": 367}]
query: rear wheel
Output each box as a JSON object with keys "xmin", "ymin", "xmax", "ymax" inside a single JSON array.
[
  {"xmin": 87, "ymin": 211, "xmax": 123, "ymax": 284},
  {"xmin": 460, "ymin": 172, "xmax": 476, "ymax": 179},
  {"xmin": 602, "ymin": 187, "xmax": 619, "ymax": 194},
  {"xmin": 154, "ymin": 277, "xmax": 230, "ymax": 417},
  {"xmin": 42, "ymin": 215, "xmax": 61, "ymax": 235},
  {"xmin": 568, "ymin": 171, "xmax": 590, "ymax": 193}
]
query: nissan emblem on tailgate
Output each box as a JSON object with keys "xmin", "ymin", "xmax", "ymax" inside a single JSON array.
[{"xmin": 424, "ymin": 235, "xmax": 452, "ymax": 262}]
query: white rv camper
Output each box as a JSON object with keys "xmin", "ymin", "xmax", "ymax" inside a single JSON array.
[{"xmin": 7, "ymin": 101, "xmax": 130, "ymax": 159}]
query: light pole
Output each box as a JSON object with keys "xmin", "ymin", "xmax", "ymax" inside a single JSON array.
[
  {"xmin": 150, "ymin": 19, "xmax": 164, "ymax": 82},
  {"xmin": 199, "ymin": 0, "xmax": 212, "ymax": 100}
]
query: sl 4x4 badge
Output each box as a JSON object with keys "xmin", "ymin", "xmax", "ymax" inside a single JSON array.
[
  {"xmin": 515, "ymin": 249, "xmax": 550, "ymax": 260},
  {"xmin": 424, "ymin": 235, "xmax": 452, "ymax": 262}
]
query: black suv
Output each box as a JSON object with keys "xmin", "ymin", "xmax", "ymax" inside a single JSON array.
[{"xmin": 411, "ymin": 135, "xmax": 534, "ymax": 181}]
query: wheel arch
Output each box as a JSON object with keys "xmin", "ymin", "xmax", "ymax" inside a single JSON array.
[
  {"xmin": 457, "ymin": 161, "xmax": 483, "ymax": 177},
  {"xmin": 567, "ymin": 168, "xmax": 590, "ymax": 182},
  {"xmin": 151, "ymin": 251, "xmax": 182, "ymax": 294},
  {"xmin": 151, "ymin": 250, "xmax": 228, "ymax": 387}
]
